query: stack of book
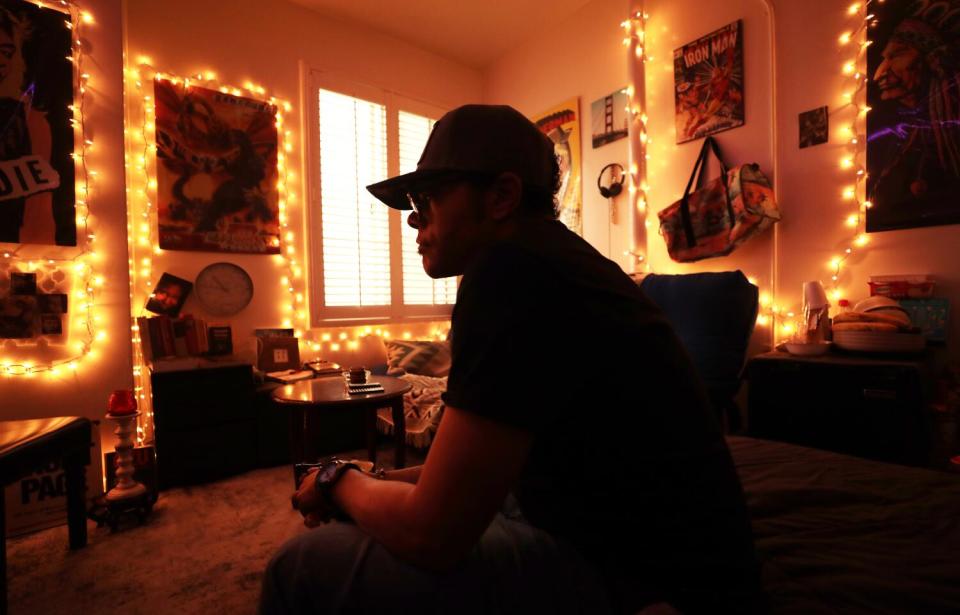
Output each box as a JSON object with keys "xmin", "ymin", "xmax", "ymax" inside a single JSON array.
[{"xmin": 137, "ymin": 315, "xmax": 232, "ymax": 361}]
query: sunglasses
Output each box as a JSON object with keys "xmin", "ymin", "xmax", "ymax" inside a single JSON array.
[{"xmin": 406, "ymin": 172, "xmax": 495, "ymax": 217}]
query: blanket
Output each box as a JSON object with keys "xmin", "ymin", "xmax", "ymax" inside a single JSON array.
[{"xmin": 377, "ymin": 373, "xmax": 447, "ymax": 448}]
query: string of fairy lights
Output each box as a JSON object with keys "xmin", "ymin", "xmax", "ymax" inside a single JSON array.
[
  {"xmin": 0, "ymin": 1, "xmax": 102, "ymax": 378},
  {"xmin": 623, "ymin": 3, "xmax": 875, "ymax": 341},
  {"xmin": 831, "ymin": 1, "xmax": 876, "ymax": 298},
  {"xmin": 621, "ymin": 9, "xmax": 650, "ymax": 271}
]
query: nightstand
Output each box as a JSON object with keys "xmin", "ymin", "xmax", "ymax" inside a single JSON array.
[{"xmin": 745, "ymin": 351, "xmax": 932, "ymax": 467}]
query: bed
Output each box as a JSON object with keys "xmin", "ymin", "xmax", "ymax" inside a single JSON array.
[{"xmin": 729, "ymin": 435, "xmax": 960, "ymax": 614}]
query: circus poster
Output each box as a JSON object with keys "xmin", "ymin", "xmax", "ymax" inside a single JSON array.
[
  {"xmin": 673, "ymin": 20, "xmax": 745, "ymax": 144},
  {"xmin": 531, "ymin": 97, "xmax": 582, "ymax": 235},
  {"xmin": 154, "ymin": 81, "xmax": 280, "ymax": 253}
]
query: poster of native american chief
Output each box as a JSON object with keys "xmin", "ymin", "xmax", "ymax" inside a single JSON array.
[
  {"xmin": 673, "ymin": 20, "xmax": 745, "ymax": 144},
  {"xmin": 154, "ymin": 81, "xmax": 280, "ymax": 253},
  {"xmin": 531, "ymin": 98, "xmax": 583, "ymax": 236},
  {"xmin": 0, "ymin": 0, "xmax": 75, "ymax": 246},
  {"xmin": 867, "ymin": 0, "xmax": 960, "ymax": 232}
]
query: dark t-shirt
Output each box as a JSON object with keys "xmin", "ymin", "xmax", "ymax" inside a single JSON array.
[{"xmin": 442, "ymin": 219, "xmax": 761, "ymax": 613}]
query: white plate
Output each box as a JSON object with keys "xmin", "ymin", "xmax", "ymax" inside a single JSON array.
[
  {"xmin": 833, "ymin": 330, "xmax": 925, "ymax": 353},
  {"xmin": 784, "ymin": 342, "xmax": 832, "ymax": 356}
]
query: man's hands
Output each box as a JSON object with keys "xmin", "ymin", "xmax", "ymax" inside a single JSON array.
[
  {"xmin": 291, "ymin": 468, "xmax": 337, "ymax": 527},
  {"xmin": 291, "ymin": 459, "xmax": 375, "ymax": 527}
]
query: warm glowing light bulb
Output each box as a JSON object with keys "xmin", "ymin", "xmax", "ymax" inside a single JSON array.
[{"xmin": 846, "ymin": 214, "xmax": 859, "ymax": 227}]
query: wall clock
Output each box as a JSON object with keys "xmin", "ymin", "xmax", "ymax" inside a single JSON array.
[{"xmin": 194, "ymin": 262, "xmax": 254, "ymax": 317}]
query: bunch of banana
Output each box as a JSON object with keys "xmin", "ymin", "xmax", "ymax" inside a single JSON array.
[{"xmin": 833, "ymin": 309, "xmax": 913, "ymax": 333}]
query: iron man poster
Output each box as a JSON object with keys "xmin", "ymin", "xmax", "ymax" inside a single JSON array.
[{"xmin": 673, "ymin": 20, "xmax": 745, "ymax": 144}]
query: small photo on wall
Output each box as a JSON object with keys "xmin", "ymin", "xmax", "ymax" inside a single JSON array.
[
  {"xmin": 37, "ymin": 292, "xmax": 67, "ymax": 313},
  {"xmin": 591, "ymin": 88, "xmax": 629, "ymax": 148},
  {"xmin": 40, "ymin": 313, "xmax": 62, "ymax": 335},
  {"xmin": 799, "ymin": 106, "xmax": 829, "ymax": 149},
  {"xmin": 145, "ymin": 272, "xmax": 193, "ymax": 317},
  {"xmin": 0, "ymin": 295, "xmax": 36, "ymax": 338},
  {"xmin": 10, "ymin": 271, "xmax": 37, "ymax": 295}
]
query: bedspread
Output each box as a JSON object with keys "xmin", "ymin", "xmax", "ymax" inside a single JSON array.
[{"xmin": 728, "ymin": 436, "xmax": 960, "ymax": 614}]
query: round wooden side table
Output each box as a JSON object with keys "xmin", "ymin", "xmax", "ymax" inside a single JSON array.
[{"xmin": 273, "ymin": 375, "xmax": 412, "ymax": 469}]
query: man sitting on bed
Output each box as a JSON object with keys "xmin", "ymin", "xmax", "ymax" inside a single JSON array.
[{"xmin": 260, "ymin": 105, "xmax": 763, "ymax": 614}]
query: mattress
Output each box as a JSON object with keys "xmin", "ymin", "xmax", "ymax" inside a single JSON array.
[{"xmin": 728, "ymin": 436, "xmax": 960, "ymax": 614}]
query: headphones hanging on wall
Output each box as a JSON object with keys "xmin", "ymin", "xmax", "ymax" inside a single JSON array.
[{"xmin": 597, "ymin": 163, "xmax": 626, "ymax": 198}]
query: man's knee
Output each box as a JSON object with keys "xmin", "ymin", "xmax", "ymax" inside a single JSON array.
[{"xmin": 261, "ymin": 523, "xmax": 371, "ymax": 615}]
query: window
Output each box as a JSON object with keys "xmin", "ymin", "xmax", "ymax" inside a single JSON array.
[{"xmin": 308, "ymin": 76, "xmax": 457, "ymax": 324}]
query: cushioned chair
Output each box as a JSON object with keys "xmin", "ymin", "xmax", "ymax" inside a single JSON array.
[
  {"xmin": 639, "ymin": 271, "xmax": 758, "ymax": 432},
  {"xmin": 0, "ymin": 417, "xmax": 92, "ymax": 614}
]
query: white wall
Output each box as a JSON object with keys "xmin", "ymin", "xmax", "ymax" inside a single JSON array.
[
  {"xmin": 486, "ymin": 0, "xmax": 960, "ymax": 361},
  {"xmin": 484, "ymin": 0, "xmax": 634, "ymax": 269}
]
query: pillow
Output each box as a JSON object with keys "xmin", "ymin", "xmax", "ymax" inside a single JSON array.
[{"xmin": 385, "ymin": 340, "xmax": 451, "ymax": 377}]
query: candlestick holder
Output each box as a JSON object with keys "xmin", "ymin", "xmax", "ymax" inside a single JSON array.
[
  {"xmin": 88, "ymin": 391, "xmax": 153, "ymax": 531},
  {"xmin": 105, "ymin": 411, "xmax": 147, "ymax": 502}
]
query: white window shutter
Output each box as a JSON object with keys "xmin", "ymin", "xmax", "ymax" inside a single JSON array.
[
  {"xmin": 318, "ymin": 90, "xmax": 391, "ymax": 307},
  {"xmin": 398, "ymin": 110, "xmax": 458, "ymax": 306}
]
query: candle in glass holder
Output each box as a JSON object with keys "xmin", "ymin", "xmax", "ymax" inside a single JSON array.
[{"xmin": 107, "ymin": 389, "xmax": 138, "ymax": 416}]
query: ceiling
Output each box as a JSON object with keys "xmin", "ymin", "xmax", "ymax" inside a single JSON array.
[{"xmin": 289, "ymin": 0, "xmax": 594, "ymax": 69}]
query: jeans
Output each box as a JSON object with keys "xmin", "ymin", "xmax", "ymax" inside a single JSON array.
[{"xmin": 259, "ymin": 499, "xmax": 612, "ymax": 615}]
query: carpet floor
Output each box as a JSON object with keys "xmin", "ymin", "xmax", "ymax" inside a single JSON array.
[{"xmin": 8, "ymin": 445, "xmax": 424, "ymax": 615}]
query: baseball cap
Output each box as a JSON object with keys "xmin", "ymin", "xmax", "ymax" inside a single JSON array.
[{"xmin": 366, "ymin": 104, "xmax": 556, "ymax": 210}]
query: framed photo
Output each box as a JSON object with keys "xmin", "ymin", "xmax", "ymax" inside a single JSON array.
[
  {"xmin": 0, "ymin": 0, "xmax": 76, "ymax": 246},
  {"xmin": 531, "ymin": 98, "xmax": 583, "ymax": 235},
  {"xmin": 0, "ymin": 295, "xmax": 36, "ymax": 338},
  {"xmin": 37, "ymin": 292, "xmax": 67, "ymax": 313},
  {"xmin": 154, "ymin": 80, "xmax": 281, "ymax": 253},
  {"xmin": 145, "ymin": 272, "xmax": 192, "ymax": 317},
  {"xmin": 10, "ymin": 271, "xmax": 36, "ymax": 295},
  {"xmin": 674, "ymin": 20, "xmax": 745, "ymax": 144},
  {"xmin": 799, "ymin": 106, "xmax": 829, "ymax": 149},
  {"xmin": 866, "ymin": 0, "xmax": 960, "ymax": 232},
  {"xmin": 39, "ymin": 313, "xmax": 61, "ymax": 335},
  {"xmin": 591, "ymin": 88, "xmax": 629, "ymax": 148}
]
